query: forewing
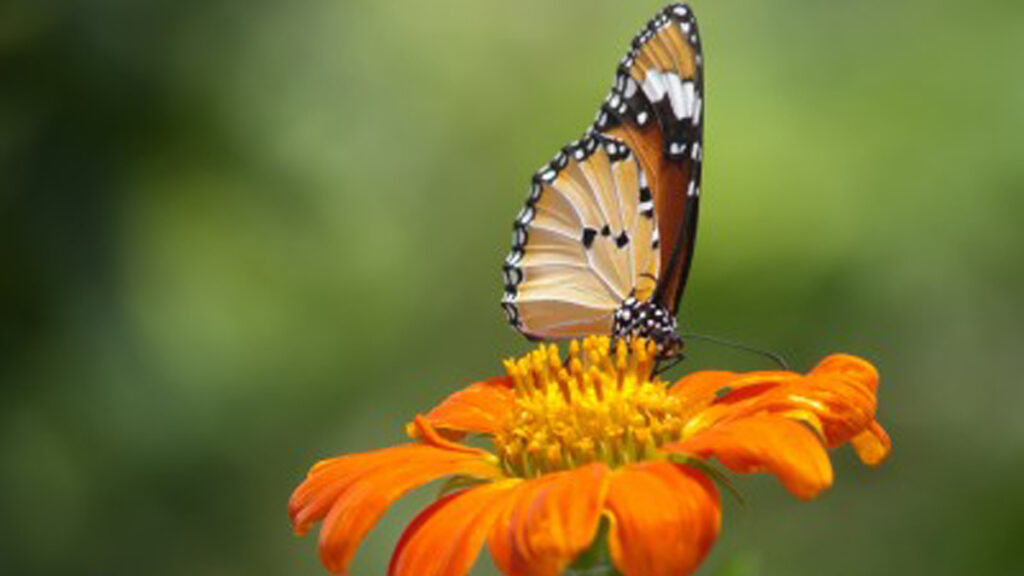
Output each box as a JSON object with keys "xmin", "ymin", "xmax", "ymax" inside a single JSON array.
[{"xmin": 593, "ymin": 3, "xmax": 704, "ymax": 314}]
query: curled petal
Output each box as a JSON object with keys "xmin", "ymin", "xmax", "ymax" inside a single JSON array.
[
  {"xmin": 488, "ymin": 463, "xmax": 610, "ymax": 576},
  {"xmin": 667, "ymin": 416, "xmax": 833, "ymax": 499},
  {"xmin": 417, "ymin": 377, "xmax": 516, "ymax": 436},
  {"xmin": 812, "ymin": 354, "xmax": 879, "ymax": 392},
  {"xmin": 389, "ymin": 480, "xmax": 521, "ymax": 576},
  {"xmin": 288, "ymin": 445, "xmax": 500, "ymax": 574},
  {"xmin": 606, "ymin": 461, "xmax": 721, "ymax": 576},
  {"xmin": 852, "ymin": 421, "xmax": 892, "ymax": 466},
  {"xmin": 410, "ymin": 416, "xmax": 494, "ymax": 455}
]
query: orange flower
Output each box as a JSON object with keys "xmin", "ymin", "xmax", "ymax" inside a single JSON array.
[{"xmin": 289, "ymin": 337, "xmax": 891, "ymax": 576}]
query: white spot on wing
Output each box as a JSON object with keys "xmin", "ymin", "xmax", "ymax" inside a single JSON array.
[
  {"xmin": 517, "ymin": 205, "xmax": 534, "ymax": 223},
  {"xmin": 666, "ymin": 76, "xmax": 696, "ymax": 120},
  {"xmin": 642, "ymin": 70, "xmax": 667, "ymax": 102},
  {"xmin": 624, "ymin": 77, "xmax": 638, "ymax": 99}
]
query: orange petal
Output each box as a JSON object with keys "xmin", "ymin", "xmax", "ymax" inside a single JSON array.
[
  {"xmin": 605, "ymin": 461, "xmax": 721, "ymax": 576},
  {"xmin": 852, "ymin": 421, "xmax": 892, "ymax": 467},
  {"xmin": 389, "ymin": 480, "xmax": 521, "ymax": 576},
  {"xmin": 290, "ymin": 445, "xmax": 426, "ymax": 534},
  {"xmin": 666, "ymin": 416, "xmax": 833, "ymax": 499},
  {"xmin": 418, "ymin": 376, "xmax": 516, "ymax": 436},
  {"xmin": 742, "ymin": 372, "xmax": 876, "ymax": 447},
  {"xmin": 486, "ymin": 472, "xmax": 550, "ymax": 575},
  {"xmin": 488, "ymin": 463, "xmax": 610, "ymax": 576},
  {"xmin": 681, "ymin": 355, "xmax": 883, "ymax": 451},
  {"xmin": 669, "ymin": 370, "xmax": 796, "ymax": 427},
  {"xmin": 668, "ymin": 370, "xmax": 739, "ymax": 400},
  {"xmin": 288, "ymin": 444, "xmax": 500, "ymax": 575},
  {"xmin": 410, "ymin": 416, "xmax": 493, "ymax": 455},
  {"xmin": 812, "ymin": 354, "xmax": 879, "ymax": 393}
]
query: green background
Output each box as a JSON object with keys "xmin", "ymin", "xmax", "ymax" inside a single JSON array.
[{"xmin": 3, "ymin": 0, "xmax": 1023, "ymax": 574}]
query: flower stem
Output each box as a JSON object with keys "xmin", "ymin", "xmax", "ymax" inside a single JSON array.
[{"xmin": 565, "ymin": 519, "xmax": 622, "ymax": 576}]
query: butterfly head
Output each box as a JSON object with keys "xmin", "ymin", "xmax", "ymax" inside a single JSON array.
[{"xmin": 612, "ymin": 298, "xmax": 683, "ymax": 359}]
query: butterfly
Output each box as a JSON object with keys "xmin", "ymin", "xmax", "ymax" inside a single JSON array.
[{"xmin": 501, "ymin": 3, "xmax": 704, "ymax": 358}]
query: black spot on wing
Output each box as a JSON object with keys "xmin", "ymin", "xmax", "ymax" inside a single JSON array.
[{"xmin": 582, "ymin": 228, "xmax": 598, "ymax": 249}]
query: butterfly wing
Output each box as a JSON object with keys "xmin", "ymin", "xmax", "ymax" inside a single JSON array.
[
  {"xmin": 502, "ymin": 3, "xmax": 704, "ymax": 341},
  {"xmin": 502, "ymin": 135, "xmax": 661, "ymax": 340},
  {"xmin": 593, "ymin": 3, "xmax": 704, "ymax": 315}
]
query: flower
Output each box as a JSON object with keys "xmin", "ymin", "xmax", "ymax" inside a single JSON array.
[{"xmin": 288, "ymin": 336, "xmax": 891, "ymax": 576}]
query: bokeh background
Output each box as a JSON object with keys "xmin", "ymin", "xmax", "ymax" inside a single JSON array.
[{"xmin": 3, "ymin": 0, "xmax": 1023, "ymax": 574}]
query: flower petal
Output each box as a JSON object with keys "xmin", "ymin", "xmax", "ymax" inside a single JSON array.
[
  {"xmin": 290, "ymin": 445, "xmax": 423, "ymax": 535},
  {"xmin": 680, "ymin": 355, "xmax": 882, "ymax": 452},
  {"xmin": 605, "ymin": 461, "xmax": 721, "ymax": 576},
  {"xmin": 812, "ymin": 354, "xmax": 879, "ymax": 392},
  {"xmin": 668, "ymin": 370, "xmax": 738, "ymax": 400},
  {"xmin": 410, "ymin": 416, "xmax": 494, "ymax": 455},
  {"xmin": 666, "ymin": 416, "xmax": 833, "ymax": 499},
  {"xmin": 288, "ymin": 444, "xmax": 501, "ymax": 574},
  {"xmin": 488, "ymin": 463, "xmax": 610, "ymax": 576},
  {"xmin": 418, "ymin": 376, "xmax": 516, "ymax": 436},
  {"xmin": 389, "ymin": 480, "xmax": 521, "ymax": 576},
  {"xmin": 669, "ymin": 369, "xmax": 797, "ymax": 402},
  {"xmin": 852, "ymin": 421, "xmax": 891, "ymax": 467}
]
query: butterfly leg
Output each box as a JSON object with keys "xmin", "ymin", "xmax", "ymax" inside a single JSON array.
[{"xmin": 653, "ymin": 352, "xmax": 686, "ymax": 377}]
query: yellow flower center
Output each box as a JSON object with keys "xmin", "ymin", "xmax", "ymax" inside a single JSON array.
[{"xmin": 495, "ymin": 336, "xmax": 690, "ymax": 478}]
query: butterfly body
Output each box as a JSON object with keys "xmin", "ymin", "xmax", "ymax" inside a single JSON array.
[
  {"xmin": 612, "ymin": 297, "xmax": 682, "ymax": 356},
  {"xmin": 503, "ymin": 3, "xmax": 703, "ymax": 359}
]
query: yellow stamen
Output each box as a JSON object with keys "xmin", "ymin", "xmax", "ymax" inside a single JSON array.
[{"xmin": 494, "ymin": 336, "xmax": 687, "ymax": 477}]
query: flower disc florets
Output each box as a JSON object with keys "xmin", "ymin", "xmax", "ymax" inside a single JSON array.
[{"xmin": 495, "ymin": 336, "xmax": 692, "ymax": 477}]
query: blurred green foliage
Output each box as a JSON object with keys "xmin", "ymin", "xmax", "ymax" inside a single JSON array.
[{"xmin": 3, "ymin": 0, "xmax": 1023, "ymax": 574}]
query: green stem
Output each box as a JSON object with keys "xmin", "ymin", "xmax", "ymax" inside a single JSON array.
[{"xmin": 564, "ymin": 519, "xmax": 622, "ymax": 576}]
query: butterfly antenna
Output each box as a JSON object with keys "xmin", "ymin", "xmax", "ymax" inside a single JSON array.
[{"xmin": 678, "ymin": 332, "xmax": 790, "ymax": 370}]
